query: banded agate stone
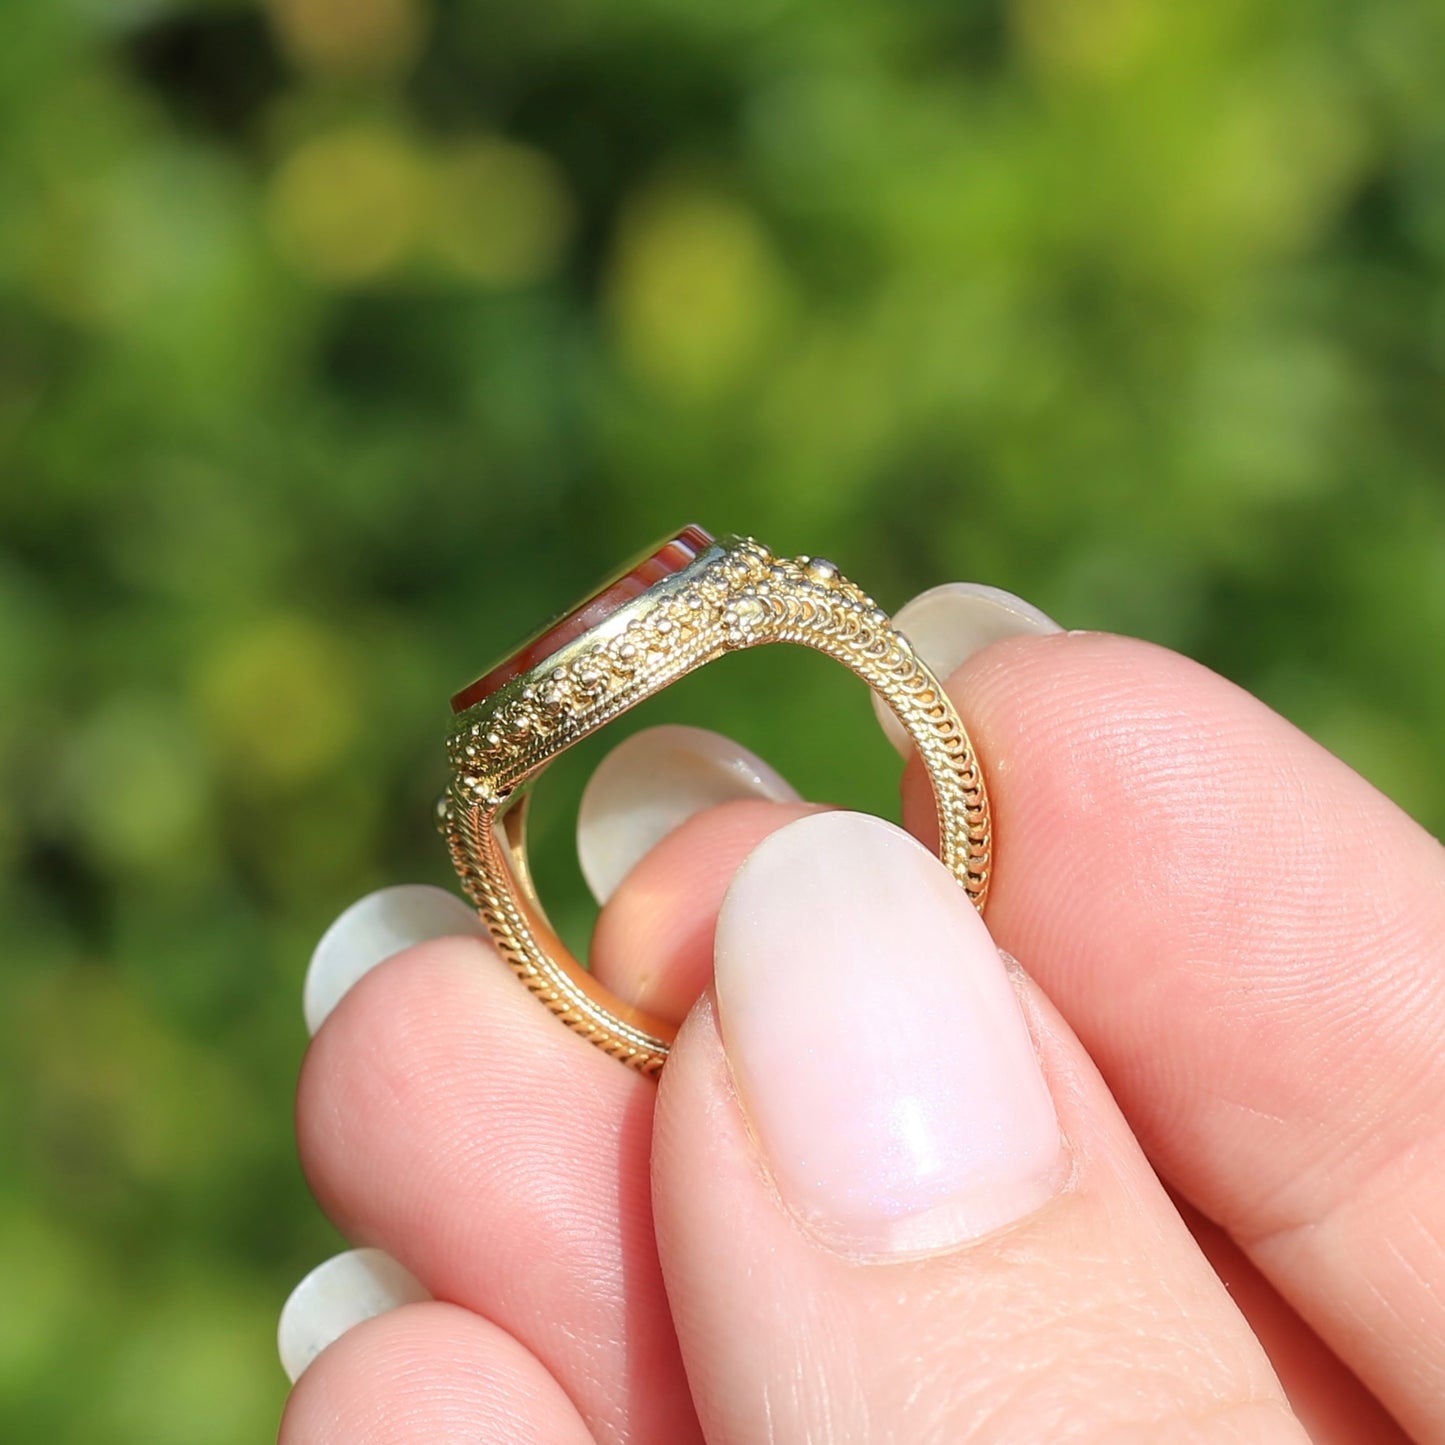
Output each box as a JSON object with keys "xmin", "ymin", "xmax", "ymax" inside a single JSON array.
[{"xmin": 451, "ymin": 525, "xmax": 714, "ymax": 713}]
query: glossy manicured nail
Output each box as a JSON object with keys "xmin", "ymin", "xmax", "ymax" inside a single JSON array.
[
  {"xmin": 577, "ymin": 724, "xmax": 799, "ymax": 904},
  {"xmin": 278, "ymin": 1247, "xmax": 431, "ymax": 1383},
  {"xmin": 874, "ymin": 583, "xmax": 1061, "ymax": 753},
  {"xmin": 714, "ymin": 810, "xmax": 1064, "ymax": 1258},
  {"xmin": 304, "ymin": 884, "xmax": 486, "ymax": 1035}
]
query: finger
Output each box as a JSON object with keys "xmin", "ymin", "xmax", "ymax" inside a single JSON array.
[
  {"xmin": 884, "ymin": 587, "xmax": 1406, "ymax": 1437},
  {"xmin": 590, "ymin": 797, "xmax": 825, "ymax": 1023},
  {"xmin": 1173, "ymin": 1203, "xmax": 1409, "ymax": 1443},
  {"xmin": 302, "ymin": 883, "xmax": 488, "ymax": 1036},
  {"xmin": 295, "ymin": 735, "xmax": 811, "ymax": 1444},
  {"xmin": 278, "ymin": 1299, "xmax": 597, "ymax": 1445},
  {"xmin": 653, "ymin": 811, "xmax": 1305, "ymax": 1442},
  {"xmin": 278, "ymin": 1247, "xmax": 430, "ymax": 1384},
  {"xmin": 581, "ymin": 724, "xmax": 820, "ymax": 1023},
  {"xmin": 296, "ymin": 905, "xmax": 701, "ymax": 1445},
  {"xmin": 577, "ymin": 724, "xmax": 799, "ymax": 905},
  {"xmin": 898, "ymin": 621, "xmax": 1445, "ymax": 1438}
]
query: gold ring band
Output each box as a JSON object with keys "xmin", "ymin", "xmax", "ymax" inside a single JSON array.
[{"xmin": 440, "ymin": 530, "xmax": 991, "ymax": 1075}]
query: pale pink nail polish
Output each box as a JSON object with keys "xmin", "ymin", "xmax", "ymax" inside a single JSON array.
[{"xmin": 714, "ymin": 811, "xmax": 1064, "ymax": 1257}]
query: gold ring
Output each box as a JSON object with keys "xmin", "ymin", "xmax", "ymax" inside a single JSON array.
[{"xmin": 439, "ymin": 526, "xmax": 991, "ymax": 1075}]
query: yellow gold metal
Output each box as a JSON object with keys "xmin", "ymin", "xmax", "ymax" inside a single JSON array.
[{"xmin": 440, "ymin": 534, "xmax": 991, "ymax": 1075}]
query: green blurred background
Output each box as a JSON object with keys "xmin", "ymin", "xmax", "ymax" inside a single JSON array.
[{"xmin": 3, "ymin": 0, "xmax": 1444, "ymax": 1438}]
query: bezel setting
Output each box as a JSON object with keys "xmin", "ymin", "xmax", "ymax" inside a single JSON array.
[{"xmin": 451, "ymin": 525, "xmax": 716, "ymax": 713}]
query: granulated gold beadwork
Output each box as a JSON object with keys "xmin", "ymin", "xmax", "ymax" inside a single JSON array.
[{"xmin": 440, "ymin": 533, "xmax": 991, "ymax": 1076}]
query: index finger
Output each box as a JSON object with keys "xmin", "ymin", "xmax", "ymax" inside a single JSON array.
[{"xmin": 900, "ymin": 627, "xmax": 1445, "ymax": 1440}]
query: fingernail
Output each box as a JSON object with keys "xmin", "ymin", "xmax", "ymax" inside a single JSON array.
[
  {"xmin": 577, "ymin": 724, "xmax": 799, "ymax": 904},
  {"xmin": 277, "ymin": 1247, "xmax": 431, "ymax": 1382},
  {"xmin": 304, "ymin": 884, "xmax": 486, "ymax": 1035},
  {"xmin": 714, "ymin": 810, "xmax": 1064, "ymax": 1258},
  {"xmin": 874, "ymin": 583, "xmax": 1061, "ymax": 754}
]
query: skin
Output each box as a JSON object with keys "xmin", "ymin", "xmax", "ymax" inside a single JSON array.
[{"xmin": 281, "ymin": 632, "xmax": 1445, "ymax": 1442}]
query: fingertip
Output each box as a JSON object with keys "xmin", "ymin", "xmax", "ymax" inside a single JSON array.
[
  {"xmin": 577, "ymin": 725, "xmax": 800, "ymax": 905},
  {"xmin": 590, "ymin": 796, "xmax": 826, "ymax": 1024},
  {"xmin": 279, "ymin": 1248, "xmax": 431, "ymax": 1384},
  {"xmin": 874, "ymin": 583, "xmax": 1062, "ymax": 754},
  {"xmin": 304, "ymin": 884, "xmax": 486, "ymax": 1036},
  {"xmin": 710, "ymin": 809, "xmax": 1065, "ymax": 1259},
  {"xmin": 279, "ymin": 1300, "xmax": 598, "ymax": 1445}
]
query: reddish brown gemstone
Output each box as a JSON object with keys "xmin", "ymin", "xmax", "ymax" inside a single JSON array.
[{"xmin": 451, "ymin": 525, "xmax": 715, "ymax": 712}]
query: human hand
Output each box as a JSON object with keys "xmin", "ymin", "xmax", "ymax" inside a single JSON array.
[{"xmin": 277, "ymin": 584, "xmax": 1444, "ymax": 1442}]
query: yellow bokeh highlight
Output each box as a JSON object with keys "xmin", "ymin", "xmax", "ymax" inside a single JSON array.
[
  {"xmin": 267, "ymin": 125, "xmax": 427, "ymax": 284},
  {"xmin": 1166, "ymin": 82, "xmax": 1367, "ymax": 263},
  {"xmin": 265, "ymin": 0, "xmax": 429, "ymax": 77},
  {"xmin": 1011, "ymin": 0, "xmax": 1162, "ymax": 82},
  {"xmin": 606, "ymin": 186, "xmax": 790, "ymax": 400},
  {"xmin": 429, "ymin": 139, "xmax": 575, "ymax": 286},
  {"xmin": 196, "ymin": 616, "xmax": 359, "ymax": 788}
]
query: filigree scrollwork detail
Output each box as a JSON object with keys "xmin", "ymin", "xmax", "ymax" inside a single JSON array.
[{"xmin": 441, "ymin": 534, "xmax": 990, "ymax": 1074}]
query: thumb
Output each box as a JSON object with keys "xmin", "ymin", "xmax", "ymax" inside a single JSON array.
[{"xmin": 652, "ymin": 811, "xmax": 1304, "ymax": 1443}]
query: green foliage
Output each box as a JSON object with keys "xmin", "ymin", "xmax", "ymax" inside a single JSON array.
[{"xmin": 2, "ymin": 0, "xmax": 1443, "ymax": 1436}]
